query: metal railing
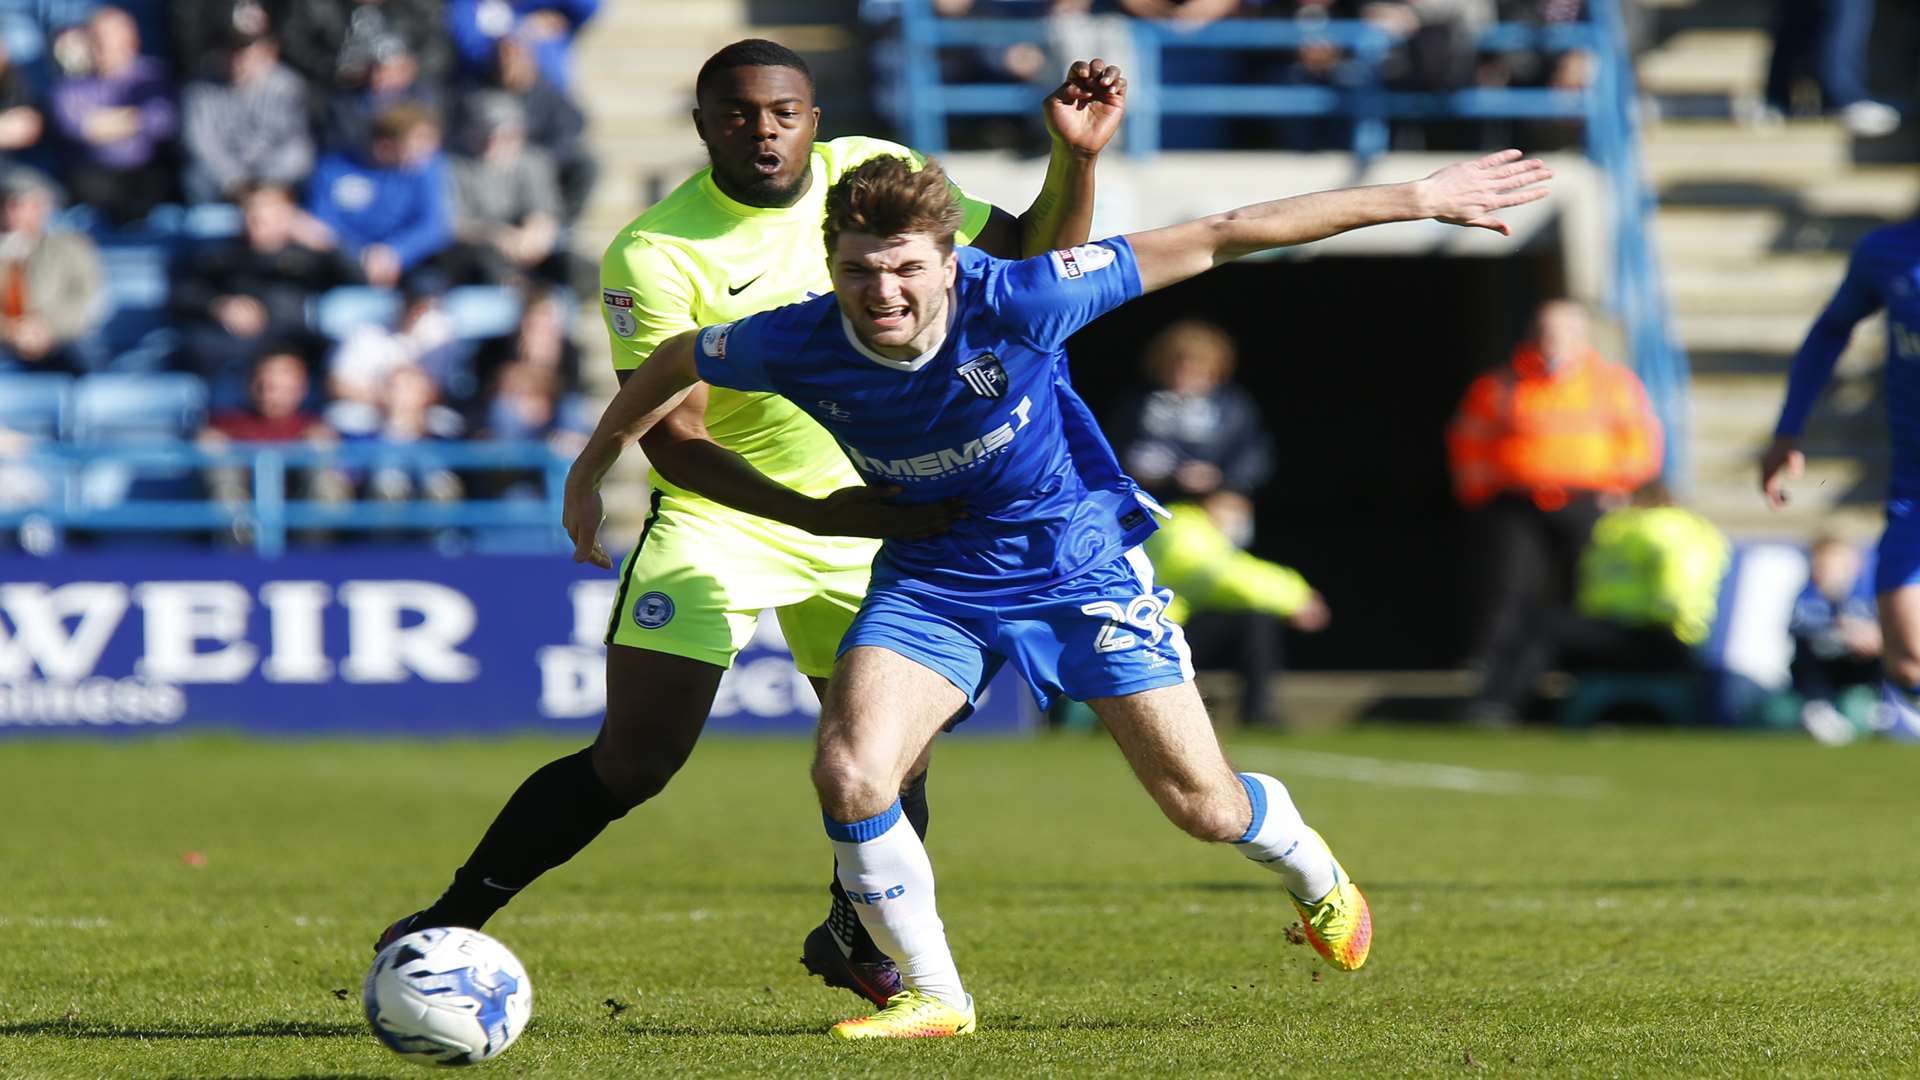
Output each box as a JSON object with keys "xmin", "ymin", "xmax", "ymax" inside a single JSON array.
[
  {"xmin": 2, "ymin": 441, "xmax": 572, "ymax": 559},
  {"xmin": 899, "ymin": 0, "xmax": 1690, "ymax": 482}
]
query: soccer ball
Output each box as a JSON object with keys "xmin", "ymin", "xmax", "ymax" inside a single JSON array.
[{"xmin": 363, "ymin": 927, "xmax": 532, "ymax": 1066}]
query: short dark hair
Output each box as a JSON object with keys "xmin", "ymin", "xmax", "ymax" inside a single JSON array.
[
  {"xmin": 695, "ymin": 38, "xmax": 815, "ymax": 103},
  {"xmin": 823, "ymin": 155, "xmax": 964, "ymax": 257}
]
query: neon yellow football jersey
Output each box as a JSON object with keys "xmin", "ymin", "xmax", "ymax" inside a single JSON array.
[{"xmin": 599, "ymin": 136, "xmax": 994, "ymax": 504}]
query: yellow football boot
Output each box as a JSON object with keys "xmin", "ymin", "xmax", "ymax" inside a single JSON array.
[
  {"xmin": 1288, "ymin": 829, "xmax": 1372, "ymax": 972},
  {"xmin": 829, "ymin": 989, "xmax": 977, "ymax": 1040}
]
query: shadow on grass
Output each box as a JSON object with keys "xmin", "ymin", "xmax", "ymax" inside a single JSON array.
[
  {"xmin": 615, "ymin": 1019, "xmax": 830, "ymax": 1038},
  {"xmin": 0, "ymin": 1019, "xmax": 365, "ymax": 1040}
]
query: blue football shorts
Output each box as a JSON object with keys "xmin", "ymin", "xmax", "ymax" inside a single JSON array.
[
  {"xmin": 839, "ymin": 547, "xmax": 1195, "ymax": 711},
  {"xmin": 1877, "ymin": 498, "xmax": 1920, "ymax": 595}
]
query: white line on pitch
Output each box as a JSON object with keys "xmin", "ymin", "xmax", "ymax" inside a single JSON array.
[{"xmin": 1236, "ymin": 749, "xmax": 1609, "ymax": 798}]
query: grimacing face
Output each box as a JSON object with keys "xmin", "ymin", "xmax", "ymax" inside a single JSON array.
[
  {"xmin": 829, "ymin": 231, "xmax": 957, "ymax": 359},
  {"xmin": 693, "ymin": 65, "xmax": 819, "ymax": 208}
]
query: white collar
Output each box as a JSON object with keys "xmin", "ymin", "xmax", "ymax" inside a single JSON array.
[{"xmin": 838, "ymin": 291, "xmax": 955, "ymax": 372}]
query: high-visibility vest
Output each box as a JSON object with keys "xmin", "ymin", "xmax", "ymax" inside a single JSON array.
[
  {"xmin": 1576, "ymin": 506, "xmax": 1730, "ymax": 645},
  {"xmin": 1446, "ymin": 345, "xmax": 1664, "ymax": 509}
]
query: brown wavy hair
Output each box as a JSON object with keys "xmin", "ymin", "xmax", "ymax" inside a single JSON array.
[{"xmin": 823, "ymin": 155, "xmax": 966, "ymax": 257}]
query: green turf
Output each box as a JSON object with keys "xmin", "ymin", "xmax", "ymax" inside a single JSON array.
[{"xmin": 1, "ymin": 727, "xmax": 1916, "ymax": 1078}]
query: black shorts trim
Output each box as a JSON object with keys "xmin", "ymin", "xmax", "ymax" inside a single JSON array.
[{"xmin": 604, "ymin": 488, "xmax": 666, "ymax": 646}]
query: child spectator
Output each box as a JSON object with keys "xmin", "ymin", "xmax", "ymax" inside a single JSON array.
[
  {"xmin": 1790, "ymin": 534, "xmax": 1883, "ymax": 743},
  {"xmin": 49, "ymin": 6, "xmax": 178, "ymax": 224},
  {"xmin": 182, "ymin": 30, "xmax": 315, "ymax": 203},
  {"xmin": 305, "ymin": 102, "xmax": 452, "ymax": 289},
  {"xmin": 326, "ymin": 277, "xmax": 461, "ymax": 433},
  {"xmin": 197, "ymin": 348, "xmax": 351, "ymax": 523},
  {"xmin": 353, "ymin": 362, "xmax": 465, "ymax": 503},
  {"xmin": 0, "ymin": 168, "xmax": 103, "ymax": 374},
  {"xmin": 464, "ymin": 285, "xmax": 577, "ymax": 417}
]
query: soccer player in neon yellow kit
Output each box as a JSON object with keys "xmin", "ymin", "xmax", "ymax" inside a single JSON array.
[{"xmin": 378, "ymin": 39, "xmax": 1127, "ymax": 1002}]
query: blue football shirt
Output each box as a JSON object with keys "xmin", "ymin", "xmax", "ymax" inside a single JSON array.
[
  {"xmin": 1776, "ymin": 220, "xmax": 1920, "ymax": 501},
  {"xmin": 692, "ymin": 239, "xmax": 1164, "ymax": 595}
]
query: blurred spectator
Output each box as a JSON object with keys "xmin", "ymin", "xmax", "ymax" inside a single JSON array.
[
  {"xmin": 281, "ymin": 0, "xmax": 453, "ymax": 93},
  {"xmin": 171, "ymin": 0, "xmax": 273, "ymax": 79},
  {"xmin": 326, "ymin": 278, "xmax": 461, "ymax": 431},
  {"xmin": 462, "ymin": 33, "xmax": 595, "ymax": 221},
  {"xmin": 0, "ymin": 40, "xmax": 45, "ymax": 155},
  {"xmin": 171, "ymin": 183, "xmax": 360, "ymax": 404},
  {"xmin": 49, "ymin": 6, "xmax": 178, "ymax": 225},
  {"xmin": 1109, "ymin": 320, "xmax": 1273, "ymax": 538},
  {"xmin": 466, "ymin": 285, "xmax": 577, "ymax": 415},
  {"xmin": 445, "ymin": 91, "xmax": 581, "ymax": 291},
  {"xmin": 1762, "ymin": 0, "xmax": 1900, "ymax": 137},
  {"xmin": 1447, "ymin": 299, "xmax": 1662, "ymax": 668},
  {"xmin": 1466, "ymin": 483, "xmax": 1729, "ymax": 724},
  {"xmin": 181, "ymin": 31, "xmax": 314, "ymax": 203},
  {"xmin": 0, "ymin": 169, "xmax": 103, "ymax": 375},
  {"xmin": 1362, "ymin": 0, "xmax": 1492, "ymax": 92},
  {"xmin": 448, "ymin": 0, "xmax": 599, "ymax": 93},
  {"xmin": 1146, "ymin": 497, "xmax": 1330, "ymax": 727},
  {"xmin": 352, "ymin": 362, "xmax": 465, "ymax": 503},
  {"xmin": 0, "ymin": 423, "xmax": 51, "ymax": 511},
  {"xmin": 479, "ymin": 359, "xmax": 585, "ymax": 451},
  {"xmin": 323, "ymin": 33, "xmax": 446, "ymax": 154},
  {"xmin": 1790, "ymin": 534, "xmax": 1882, "ymax": 742},
  {"xmin": 1488, "ymin": 0, "xmax": 1593, "ymax": 150},
  {"xmin": 197, "ymin": 348, "xmax": 351, "ymax": 521},
  {"xmin": 305, "ymin": 102, "xmax": 453, "ymax": 289}
]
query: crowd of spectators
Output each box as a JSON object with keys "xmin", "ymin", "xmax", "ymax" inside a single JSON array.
[
  {"xmin": 864, "ymin": 0, "xmax": 1616, "ymax": 152},
  {"xmin": 0, "ymin": 0, "xmax": 600, "ymax": 525}
]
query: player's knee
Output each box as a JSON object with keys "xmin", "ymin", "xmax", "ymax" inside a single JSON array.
[
  {"xmin": 588, "ymin": 742, "xmax": 680, "ymax": 809},
  {"xmin": 812, "ymin": 748, "xmax": 895, "ymax": 823}
]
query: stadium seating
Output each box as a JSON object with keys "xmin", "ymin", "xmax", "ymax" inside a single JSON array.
[
  {"xmin": 0, "ymin": 373, "xmax": 71, "ymax": 440},
  {"xmin": 69, "ymin": 372, "xmax": 206, "ymax": 443}
]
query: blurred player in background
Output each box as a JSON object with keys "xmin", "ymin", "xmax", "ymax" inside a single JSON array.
[
  {"xmin": 563, "ymin": 148, "xmax": 1551, "ymax": 1037},
  {"xmin": 377, "ymin": 39, "xmax": 1130, "ymax": 1004},
  {"xmin": 1763, "ymin": 216, "xmax": 1920, "ymax": 740}
]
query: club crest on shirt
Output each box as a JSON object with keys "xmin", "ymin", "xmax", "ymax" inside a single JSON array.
[
  {"xmin": 632, "ymin": 591, "xmax": 675, "ymax": 629},
  {"xmin": 1049, "ymin": 243, "xmax": 1117, "ymax": 280},
  {"xmin": 955, "ymin": 353, "xmax": 1007, "ymax": 399}
]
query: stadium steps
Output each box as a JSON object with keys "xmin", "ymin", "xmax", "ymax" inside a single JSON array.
[{"xmin": 1635, "ymin": 0, "xmax": 1910, "ymax": 543}]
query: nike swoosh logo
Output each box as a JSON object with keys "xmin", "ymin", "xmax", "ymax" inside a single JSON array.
[
  {"xmin": 727, "ymin": 273, "xmax": 765, "ymax": 296},
  {"xmin": 480, "ymin": 878, "xmax": 522, "ymax": 892}
]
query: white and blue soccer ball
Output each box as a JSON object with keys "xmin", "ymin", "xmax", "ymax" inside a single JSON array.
[{"xmin": 364, "ymin": 927, "xmax": 532, "ymax": 1066}]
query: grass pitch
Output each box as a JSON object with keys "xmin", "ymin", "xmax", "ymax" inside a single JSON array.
[{"xmin": 1, "ymin": 727, "xmax": 1916, "ymax": 1078}]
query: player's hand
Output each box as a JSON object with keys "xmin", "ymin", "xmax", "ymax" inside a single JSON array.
[
  {"xmin": 1417, "ymin": 149, "xmax": 1553, "ymax": 236},
  {"xmin": 1760, "ymin": 434, "xmax": 1805, "ymax": 509},
  {"xmin": 1044, "ymin": 59, "xmax": 1127, "ymax": 159},
  {"xmin": 1288, "ymin": 590, "xmax": 1332, "ymax": 632},
  {"xmin": 808, "ymin": 485, "xmax": 967, "ymax": 540},
  {"xmin": 562, "ymin": 481, "xmax": 613, "ymax": 569}
]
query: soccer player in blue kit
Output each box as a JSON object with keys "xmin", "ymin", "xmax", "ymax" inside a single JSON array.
[
  {"xmin": 562, "ymin": 149, "xmax": 1553, "ymax": 1037},
  {"xmin": 1763, "ymin": 219, "xmax": 1920, "ymax": 741}
]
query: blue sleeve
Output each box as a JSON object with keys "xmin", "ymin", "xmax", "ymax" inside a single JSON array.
[
  {"xmin": 305, "ymin": 156, "xmax": 351, "ymax": 244},
  {"xmin": 691, "ymin": 313, "xmax": 776, "ymax": 393},
  {"xmin": 992, "ymin": 237, "xmax": 1143, "ymax": 353},
  {"xmin": 1775, "ymin": 241, "xmax": 1884, "ymax": 438},
  {"xmin": 445, "ymin": 1, "xmax": 495, "ymax": 71}
]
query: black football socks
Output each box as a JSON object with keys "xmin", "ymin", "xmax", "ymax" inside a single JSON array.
[{"xmin": 419, "ymin": 748, "xmax": 631, "ymax": 930}]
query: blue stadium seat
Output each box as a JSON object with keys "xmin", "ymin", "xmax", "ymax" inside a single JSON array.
[
  {"xmin": 94, "ymin": 238, "xmax": 175, "ymax": 370},
  {"xmin": 68, "ymin": 373, "xmax": 206, "ymax": 443},
  {"xmin": 443, "ymin": 286, "xmax": 523, "ymax": 341},
  {"xmin": 313, "ymin": 286, "xmax": 403, "ymax": 340},
  {"xmin": 182, "ymin": 202, "xmax": 243, "ymax": 241},
  {"xmin": 0, "ymin": 373, "xmax": 72, "ymax": 439}
]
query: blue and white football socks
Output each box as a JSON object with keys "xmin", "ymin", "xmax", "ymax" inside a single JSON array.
[
  {"xmin": 1879, "ymin": 679, "xmax": 1920, "ymax": 741},
  {"xmin": 825, "ymin": 800, "xmax": 966, "ymax": 1008},
  {"xmin": 1232, "ymin": 772, "xmax": 1337, "ymax": 902}
]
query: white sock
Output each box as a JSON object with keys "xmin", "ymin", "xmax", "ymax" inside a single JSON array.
[
  {"xmin": 1232, "ymin": 772, "xmax": 1337, "ymax": 902},
  {"xmin": 826, "ymin": 801, "xmax": 966, "ymax": 1009},
  {"xmin": 1880, "ymin": 679, "xmax": 1920, "ymax": 739}
]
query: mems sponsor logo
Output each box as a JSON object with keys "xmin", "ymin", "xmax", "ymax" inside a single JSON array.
[{"xmin": 842, "ymin": 396, "xmax": 1034, "ymax": 481}]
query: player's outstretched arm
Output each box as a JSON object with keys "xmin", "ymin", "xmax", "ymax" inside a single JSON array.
[
  {"xmin": 1125, "ymin": 150, "xmax": 1552, "ymax": 294},
  {"xmin": 563, "ymin": 331, "xmax": 703, "ymax": 568},
  {"xmin": 1762, "ymin": 247, "xmax": 1883, "ymax": 509},
  {"xmin": 971, "ymin": 59, "xmax": 1126, "ymax": 258}
]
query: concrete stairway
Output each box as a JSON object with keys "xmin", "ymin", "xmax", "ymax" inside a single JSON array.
[{"xmin": 1637, "ymin": 0, "xmax": 1910, "ymax": 541}]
